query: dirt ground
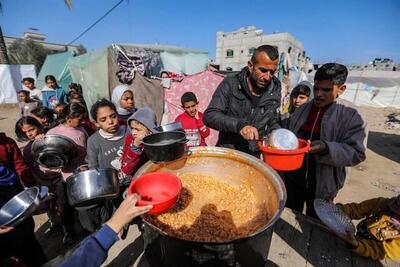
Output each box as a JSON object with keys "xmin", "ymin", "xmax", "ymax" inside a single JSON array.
[{"xmin": 0, "ymin": 104, "xmax": 399, "ymax": 266}]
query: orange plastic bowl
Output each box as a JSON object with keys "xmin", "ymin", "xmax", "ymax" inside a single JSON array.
[
  {"xmin": 128, "ymin": 172, "xmax": 182, "ymax": 215},
  {"xmin": 258, "ymin": 139, "xmax": 310, "ymax": 171}
]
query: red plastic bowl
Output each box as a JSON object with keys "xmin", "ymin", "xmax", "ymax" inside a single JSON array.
[
  {"xmin": 258, "ymin": 139, "xmax": 310, "ymax": 171},
  {"xmin": 128, "ymin": 172, "xmax": 182, "ymax": 215}
]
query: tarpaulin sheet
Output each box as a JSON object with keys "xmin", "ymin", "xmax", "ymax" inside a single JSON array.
[
  {"xmin": 37, "ymin": 51, "xmax": 74, "ymax": 91},
  {"xmin": 108, "ymin": 51, "xmax": 164, "ymax": 125},
  {"xmin": 160, "ymin": 52, "xmax": 208, "ymax": 75},
  {"xmin": 0, "ymin": 64, "xmax": 36, "ymax": 104},
  {"xmin": 69, "ymin": 48, "xmax": 110, "ymax": 112},
  {"xmin": 308, "ymin": 70, "xmax": 400, "ymax": 108},
  {"xmin": 165, "ymin": 70, "xmax": 225, "ymax": 146}
]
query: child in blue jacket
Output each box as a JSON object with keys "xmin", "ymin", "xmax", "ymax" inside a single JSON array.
[
  {"xmin": 59, "ymin": 194, "xmax": 152, "ymax": 267},
  {"xmin": 42, "ymin": 75, "xmax": 67, "ymax": 109}
]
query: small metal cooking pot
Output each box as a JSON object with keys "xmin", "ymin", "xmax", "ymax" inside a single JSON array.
[
  {"xmin": 32, "ymin": 135, "xmax": 78, "ymax": 169},
  {"xmin": 142, "ymin": 131, "xmax": 188, "ymax": 163},
  {"xmin": 0, "ymin": 186, "xmax": 49, "ymax": 227},
  {"xmin": 66, "ymin": 166, "xmax": 120, "ymax": 207}
]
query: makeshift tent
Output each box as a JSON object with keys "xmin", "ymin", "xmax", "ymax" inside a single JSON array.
[
  {"xmin": 37, "ymin": 51, "xmax": 75, "ymax": 91},
  {"xmin": 68, "ymin": 44, "xmax": 209, "ymax": 122},
  {"xmin": 0, "ymin": 64, "xmax": 36, "ymax": 104},
  {"xmin": 307, "ymin": 70, "xmax": 400, "ymax": 108},
  {"xmin": 341, "ymin": 71, "xmax": 400, "ymax": 108},
  {"xmin": 164, "ymin": 70, "xmax": 225, "ymax": 146}
]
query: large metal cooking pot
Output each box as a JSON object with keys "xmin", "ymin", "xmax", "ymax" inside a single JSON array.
[
  {"xmin": 32, "ymin": 135, "xmax": 78, "ymax": 169},
  {"xmin": 132, "ymin": 147, "xmax": 286, "ymax": 266},
  {"xmin": 66, "ymin": 166, "xmax": 120, "ymax": 207},
  {"xmin": 142, "ymin": 131, "xmax": 188, "ymax": 163},
  {"xmin": 0, "ymin": 186, "xmax": 49, "ymax": 227}
]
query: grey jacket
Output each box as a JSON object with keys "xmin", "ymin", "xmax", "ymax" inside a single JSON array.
[{"xmin": 288, "ymin": 98, "xmax": 368, "ymax": 199}]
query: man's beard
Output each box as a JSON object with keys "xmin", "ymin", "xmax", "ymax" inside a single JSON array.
[{"xmin": 249, "ymin": 74, "xmax": 267, "ymax": 95}]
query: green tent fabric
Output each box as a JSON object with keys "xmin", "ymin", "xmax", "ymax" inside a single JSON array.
[
  {"xmin": 68, "ymin": 47, "xmax": 109, "ymax": 111},
  {"xmin": 68, "ymin": 44, "xmax": 209, "ymax": 121},
  {"xmin": 69, "ymin": 47, "xmax": 165, "ymax": 123},
  {"xmin": 37, "ymin": 51, "xmax": 75, "ymax": 91}
]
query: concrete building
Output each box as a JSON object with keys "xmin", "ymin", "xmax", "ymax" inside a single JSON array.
[
  {"xmin": 215, "ymin": 26, "xmax": 309, "ymax": 71},
  {"xmin": 347, "ymin": 58, "xmax": 399, "ymax": 72},
  {"xmin": 4, "ymin": 32, "xmax": 80, "ymax": 54}
]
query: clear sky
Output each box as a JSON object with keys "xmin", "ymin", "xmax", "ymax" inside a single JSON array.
[{"xmin": 1, "ymin": 0, "xmax": 399, "ymax": 64}]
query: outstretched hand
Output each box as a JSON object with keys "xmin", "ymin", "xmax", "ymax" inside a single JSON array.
[{"xmin": 106, "ymin": 194, "xmax": 152, "ymax": 234}]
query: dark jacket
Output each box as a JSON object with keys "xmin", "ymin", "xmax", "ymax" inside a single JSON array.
[
  {"xmin": 203, "ymin": 67, "xmax": 281, "ymax": 156},
  {"xmin": 288, "ymin": 98, "xmax": 368, "ymax": 199}
]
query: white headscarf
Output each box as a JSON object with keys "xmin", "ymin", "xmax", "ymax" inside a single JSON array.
[{"xmin": 111, "ymin": 85, "xmax": 134, "ymax": 116}]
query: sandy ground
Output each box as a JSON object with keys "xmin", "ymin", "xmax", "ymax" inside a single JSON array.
[{"xmin": 0, "ymin": 104, "xmax": 399, "ymax": 266}]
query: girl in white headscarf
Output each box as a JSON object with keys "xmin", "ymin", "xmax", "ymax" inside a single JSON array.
[{"xmin": 111, "ymin": 85, "xmax": 137, "ymax": 124}]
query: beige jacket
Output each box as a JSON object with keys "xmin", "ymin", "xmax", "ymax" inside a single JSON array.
[{"xmin": 288, "ymin": 98, "xmax": 368, "ymax": 199}]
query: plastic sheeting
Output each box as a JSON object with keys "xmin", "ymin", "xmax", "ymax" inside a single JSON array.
[
  {"xmin": 69, "ymin": 47, "xmax": 165, "ymax": 123},
  {"xmin": 307, "ymin": 70, "xmax": 400, "ymax": 108},
  {"xmin": 164, "ymin": 70, "xmax": 225, "ymax": 146},
  {"xmin": 37, "ymin": 51, "xmax": 75, "ymax": 91},
  {"xmin": 69, "ymin": 48, "xmax": 109, "ymax": 111},
  {"xmin": 339, "ymin": 71, "xmax": 400, "ymax": 108},
  {"xmin": 0, "ymin": 64, "xmax": 36, "ymax": 104},
  {"xmin": 340, "ymin": 83, "xmax": 400, "ymax": 108},
  {"xmin": 160, "ymin": 52, "xmax": 208, "ymax": 75}
]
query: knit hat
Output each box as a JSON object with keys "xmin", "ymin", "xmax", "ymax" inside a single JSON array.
[
  {"xmin": 0, "ymin": 165, "xmax": 18, "ymax": 186},
  {"xmin": 127, "ymin": 107, "xmax": 158, "ymax": 133},
  {"xmin": 388, "ymin": 195, "xmax": 400, "ymax": 215}
]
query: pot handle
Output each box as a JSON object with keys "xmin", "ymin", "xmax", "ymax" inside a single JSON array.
[
  {"xmin": 179, "ymin": 138, "xmax": 189, "ymax": 144},
  {"xmin": 74, "ymin": 164, "xmax": 89, "ymax": 175}
]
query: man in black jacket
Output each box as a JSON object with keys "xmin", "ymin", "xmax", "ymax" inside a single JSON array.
[{"xmin": 204, "ymin": 45, "xmax": 281, "ymax": 156}]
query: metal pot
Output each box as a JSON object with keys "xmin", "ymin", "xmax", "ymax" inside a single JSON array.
[
  {"xmin": 66, "ymin": 166, "xmax": 120, "ymax": 207},
  {"xmin": 154, "ymin": 121, "xmax": 184, "ymax": 132},
  {"xmin": 0, "ymin": 186, "xmax": 49, "ymax": 227},
  {"xmin": 142, "ymin": 131, "xmax": 188, "ymax": 163},
  {"xmin": 132, "ymin": 147, "xmax": 286, "ymax": 266},
  {"xmin": 32, "ymin": 135, "xmax": 78, "ymax": 169}
]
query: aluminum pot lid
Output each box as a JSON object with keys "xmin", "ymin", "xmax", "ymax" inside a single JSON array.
[{"xmin": 314, "ymin": 198, "xmax": 356, "ymax": 239}]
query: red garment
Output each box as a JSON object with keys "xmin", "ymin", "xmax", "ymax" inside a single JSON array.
[
  {"xmin": 0, "ymin": 133, "xmax": 36, "ymax": 187},
  {"xmin": 120, "ymin": 135, "xmax": 147, "ymax": 176},
  {"xmin": 301, "ymin": 103, "xmax": 331, "ymax": 135},
  {"xmin": 165, "ymin": 70, "xmax": 225, "ymax": 146},
  {"xmin": 175, "ymin": 112, "xmax": 210, "ymax": 147}
]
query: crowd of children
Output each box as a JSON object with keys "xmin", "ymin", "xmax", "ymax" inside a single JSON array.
[
  {"xmin": 0, "ymin": 73, "xmax": 214, "ymax": 266},
  {"xmin": 0, "ymin": 61, "xmax": 398, "ymax": 267}
]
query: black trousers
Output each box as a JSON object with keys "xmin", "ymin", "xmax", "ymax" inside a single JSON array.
[
  {"xmin": 0, "ymin": 218, "xmax": 47, "ymax": 267},
  {"xmin": 282, "ymin": 171, "xmax": 318, "ymax": 218}
]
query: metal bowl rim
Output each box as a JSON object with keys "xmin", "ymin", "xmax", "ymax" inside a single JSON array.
[{"xmin": 0, "ymin": 187, "xmax": 40, "ymax": 227}]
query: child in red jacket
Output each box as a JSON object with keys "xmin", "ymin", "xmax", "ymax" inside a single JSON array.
[
  {"xmin": 175, "ymin": 92, "xmax": 210, "ymax": 147},
  {"xmin": 121, "ymin": 107, "xmax": 158, "ymax": 176},
  {"xmin": 0, "ymin": 132, "xmax": 36, "ymax": 187}
]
